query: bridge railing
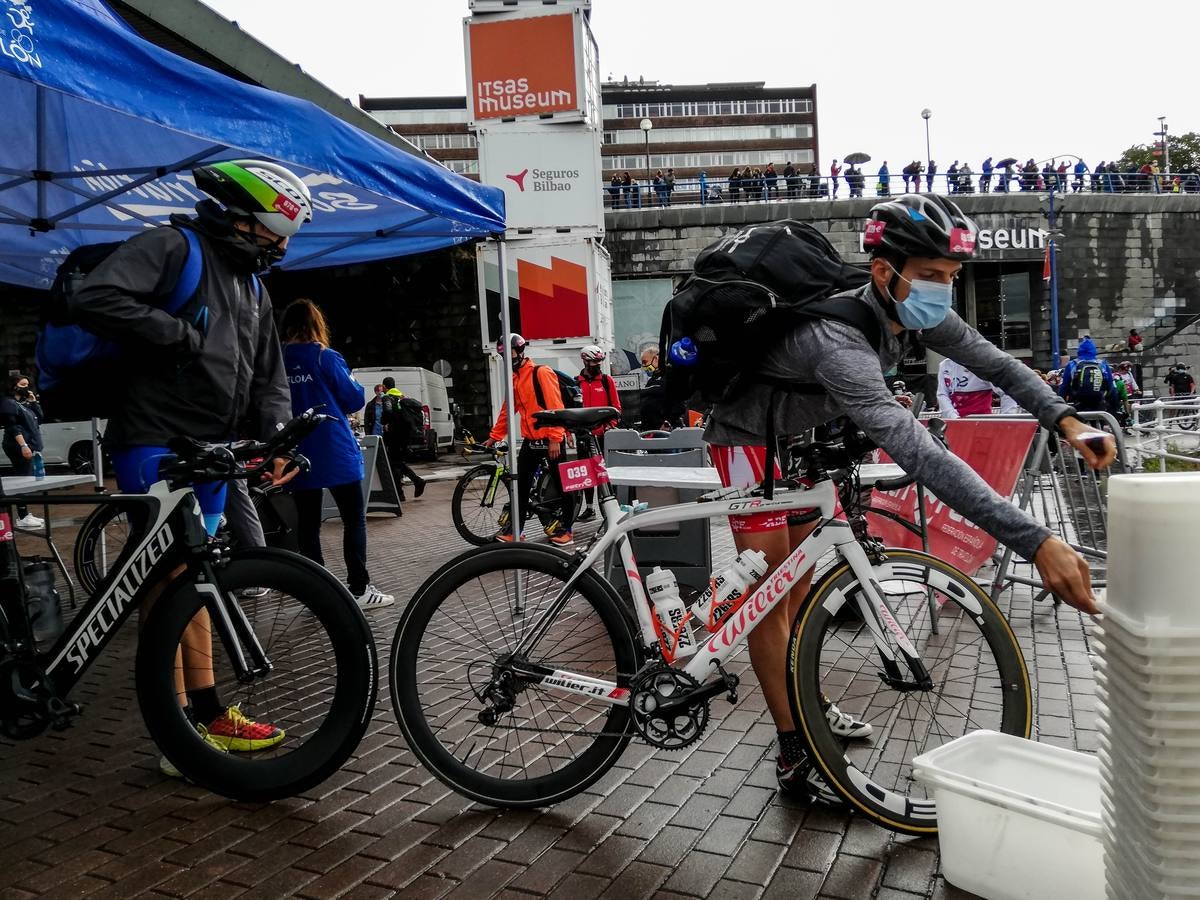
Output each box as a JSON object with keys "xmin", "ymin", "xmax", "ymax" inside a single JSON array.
[{"xmin": 602, "ymin": 171, "xmax": 1200, "ymax": 210}]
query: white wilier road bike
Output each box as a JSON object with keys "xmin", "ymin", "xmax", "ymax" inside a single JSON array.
[{"xmin": 391, "ymin": 407, "xmax": 1031, "ymax": 835}]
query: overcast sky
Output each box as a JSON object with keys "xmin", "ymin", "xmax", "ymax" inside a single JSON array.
[{"xmin": 201, "ymin": 0, "xmax": 1191, "ymax": 174}]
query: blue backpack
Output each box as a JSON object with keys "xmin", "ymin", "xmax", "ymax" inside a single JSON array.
[{"xmin": 35, "ymin": 227, "xmax": 205, "ymax": 418}]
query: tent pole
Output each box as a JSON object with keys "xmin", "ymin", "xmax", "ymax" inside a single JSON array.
[
  {"xmin": 496, "ymin": 235, "xmax": 522, "ymax": 542},
  {"xmin": 36, "ymin": 86, "xmax": 47, "ymax": 226}
]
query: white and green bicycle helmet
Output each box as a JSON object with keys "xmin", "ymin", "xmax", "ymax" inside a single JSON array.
[{"xmin": 192, "ymin": 160, "xmax": 314, "ymax": 237}]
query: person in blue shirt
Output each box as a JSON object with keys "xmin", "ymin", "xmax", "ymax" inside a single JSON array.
[
  {"xmin": 980, "ymin": 157, "xmax": 993, "ymax": 193},
  {"xmin": 1073, "ymin": 159, "xmax": 1089, "ymax": 193},
  {"xmin": 1058, "ymin": 336, "xmax": 1119, "ymax": 414},
  {"xmin": 280, "ymin": 299, "xmax": 393, "ymax": 609},
  {"xmin": 877, "ymin": 161, "xmax": 890, "ymax": 196}
]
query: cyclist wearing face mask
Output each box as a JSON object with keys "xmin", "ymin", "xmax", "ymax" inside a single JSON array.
[
  {"xmin": 575, "ymin": 345, "xmax": 621, "ymax": 522},
  {"xmin": 484, "ymin": 334, "xmax": 575, "ymax": 545},
  {"xmin": 705, "ymin": 193, "xmax": 1116, "ymax": 804},
  {"xmin": 70, "ymin": 159, "xmax": 314, "ymax": 777}
]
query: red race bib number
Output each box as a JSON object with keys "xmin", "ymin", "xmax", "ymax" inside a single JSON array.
[{"xmin": 559, "ymin": 456, "xmax": 609, "ymax": 493}]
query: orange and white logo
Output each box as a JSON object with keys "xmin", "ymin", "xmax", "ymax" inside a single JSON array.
[{"xmin": 468, "ymin": 14, "xmax": 580, "ymax": 121}]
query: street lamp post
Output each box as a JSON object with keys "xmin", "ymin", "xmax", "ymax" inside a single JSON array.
[
  {"xmin": 921, "ymin": 108, "xmax": 932, "ymax": 190},
  {"xmin": 640, "ymin": 118, "xmax": 653, "ymax": 209},
  {"xmin": 1158, "ymin": 116, "xmax": 1171, "ymax": 177}
]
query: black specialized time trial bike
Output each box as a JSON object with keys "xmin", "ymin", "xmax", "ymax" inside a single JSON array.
[{"xmin": 0, "ymin": 411, "xmax": 377, "ymax": 802}]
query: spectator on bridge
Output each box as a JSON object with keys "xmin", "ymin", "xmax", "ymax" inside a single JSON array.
[
  {"xmin": 947, "ymin": 160, "xmax": 959, "ymax": 193},
  {"xmin": 1021, "ymin": 160, "xmax": 1038, "ymax": 191},
  {"xmin": 847, "ymin": 165, "xmax": 864, "ymax": 198},
  {"xmin": 764, "ymin": 162, "xmax": 780, "ymax": 200},
  {"xmin": 1057, "ymin": 160, "xmax": 1070, "ymax": 191},
  {"xmin": 1042, "ymin": 161, "xmax": 1057, "ymax": 192},
  {"xmin": 877, "ymin": 161, "xmax": 890, "ymax": 196},
  {"xmin": 829, "ymin": 158, "xmax": 841, "ymax": 198},
  {"xmin": 980, "ymin": 157, "xmax": 993, "ymax": 193},
  {"xmin": 608, "ymin": 173, "xmax": 622, "ymax": 209},
  {"xmin": 1073, "ymin": 159, "xmax": 1088, "ymax": 192},
  {"xmin": 926, "ymin": 159, "xmax": 937, "ymax": 192},
  {"xmin": 652, "ymin": 170, "xmax": 669, "ymax": 207},
  {"xmin": 665, "ymin": 168, "xmax": 676, "ymax": 204},
  {"xmin": 901, "ymin": 160, "xmax": 916, "ymax": 193},
  {"xmin": 1127, "ymin": 328, "xmax": 1143, "ymax": 353},
  {"xmin": 807, "ymin": 165, "xmax": 823, "ymax": 198},
  {"xmin": 620, "ymin": 171, "xmax": 634, "ymax": 208},
  {"xmin": 782, "ymin": 161, "xmax": 798, "ymax": 199},
  {"xmin": 727, "ymin": 167, "xmax": 741, "ymax": 202},
  {"xmin": 957, "ymin": 162, "xmax": 974, "ymax": 194}
]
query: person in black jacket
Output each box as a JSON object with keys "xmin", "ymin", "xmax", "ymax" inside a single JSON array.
[
  {"xmin": 70, "ymin": 159, "xmax": 314, "ymax": 777},
  {"xmin": 1, "ymin": 374, "xmax": 45, "ymax": 529},
  {"xmin": 638, "ymin": 345, "xmax": 685, "ymax": 431}
]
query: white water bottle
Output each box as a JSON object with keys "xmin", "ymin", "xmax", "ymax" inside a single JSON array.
[
  {"xmin": 695, "ymin": 550, "xmax": 770, "ymax": 630},
  {"xmin": 645, "ymin": 567, "xmax": 696, "ymax": 659}
]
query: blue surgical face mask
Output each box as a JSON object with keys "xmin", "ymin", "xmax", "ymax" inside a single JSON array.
[{"xmin": 887, "ymin": 265, "xmax": 953, "ymax": 330}]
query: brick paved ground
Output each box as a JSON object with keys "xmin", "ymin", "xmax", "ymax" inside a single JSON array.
[{"xmin": 0, "ymin": 465, "xmax": 1100, "ymax": 899}]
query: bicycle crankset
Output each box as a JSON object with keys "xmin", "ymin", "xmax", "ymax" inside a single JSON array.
[
  {"xmin": 629, "ymin": 664, "xmax": 709, "ymax": 750},
  {"xmin": 0, "ymin": 658, "xmax": 79, "ymax": 740}
]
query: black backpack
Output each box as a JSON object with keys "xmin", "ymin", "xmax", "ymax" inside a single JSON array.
[
  {"xmin": 1070, "ymin": 360, "xmax": 1110, "ymax": 406},
  {"xmin": 658, "ymin": 220, "xmax": 878, "ymax": 408},
  {"xmin": 532, "ymin": 367, "xmax": 583, "ymax": 410}
]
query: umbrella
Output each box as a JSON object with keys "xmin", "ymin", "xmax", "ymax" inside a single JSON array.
[
  {"xmin": 844, "ymin": 152, "xmax": 871, "ymax": 165},
  {"xmin": 995, "ymin": 157, "xmax": 1019, "ymax": 168}
]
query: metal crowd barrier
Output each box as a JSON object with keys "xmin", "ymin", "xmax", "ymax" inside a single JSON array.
[
  {"xmin": 1129, "ymin": 396, "xmax": 1200, "ymax": 472},
  {"xmin": 989, "ymin": 411, "xmax": 1130, "ymax": 607}
]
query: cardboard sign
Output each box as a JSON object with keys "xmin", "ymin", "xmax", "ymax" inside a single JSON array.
[
  {"xmin": 559, "ymin": 456, "xmax": 609, "ymax": 493},
  {"xmin": 866, "ymin": 419, "xmax": 1038, "ymax": 575}
]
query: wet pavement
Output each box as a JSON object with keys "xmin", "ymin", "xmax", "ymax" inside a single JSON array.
[{"xmin": 0, "ymin": 463, "xmax": 1099, "ymax": 899}]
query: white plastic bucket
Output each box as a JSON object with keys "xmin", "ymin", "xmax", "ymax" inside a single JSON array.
[
  {"xmin": 1093, "ymin": 636, "xmax": 1200, "ymax": 677},
  {"xmin": 1097, "ymin": 603, "xmax": 1200, "ymax": 646},
  {"xmin": 912, "ymin": 731, "xmax": 1103, "ymax": 900},
  {"xmin": 1105, "ymin": 473, "xmax": 1200, "ymax": 627}
]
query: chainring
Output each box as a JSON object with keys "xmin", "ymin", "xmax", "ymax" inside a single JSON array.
[{"xmin": 629, "ymin": 663, "xmax": 709, "ymax": 751}]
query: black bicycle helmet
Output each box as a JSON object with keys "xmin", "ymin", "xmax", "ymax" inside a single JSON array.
[{"xmin": 863, "ymin": 194, "xmax": 978, "ymax": 261}]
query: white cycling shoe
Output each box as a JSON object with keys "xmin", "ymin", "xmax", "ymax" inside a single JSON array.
[
  {"xmin": 354, "ymin": 584, "xmax": 394, "ymax": 609},
  {"xmin": 825, "ymin": 701, "xmax": 873, "ymax": 740}
]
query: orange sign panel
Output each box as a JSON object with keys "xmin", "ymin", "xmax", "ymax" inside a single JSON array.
[{"xmin": 468, "ymin": 15, "xmax": 580, "ymax": 121}]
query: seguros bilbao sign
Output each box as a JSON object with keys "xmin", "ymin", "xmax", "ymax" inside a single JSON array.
[{"xmin": 479, "ymin": 128, "xmax": 604, "ymax": 231}]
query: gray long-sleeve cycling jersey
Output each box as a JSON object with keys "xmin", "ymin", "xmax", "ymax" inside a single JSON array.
[{"xmin": 705, "ymin": 282, "xmax": 1074, "ymax": 561}]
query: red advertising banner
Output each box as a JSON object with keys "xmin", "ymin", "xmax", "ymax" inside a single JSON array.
[{"xmin": 866, "ymin": 419, "xmax": 1038, "ymax": 575}]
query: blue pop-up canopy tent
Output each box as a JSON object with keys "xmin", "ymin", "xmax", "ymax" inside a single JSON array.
[{"xmin": 0, "ymin": 0, "xmax": 505, "ymax": 289}]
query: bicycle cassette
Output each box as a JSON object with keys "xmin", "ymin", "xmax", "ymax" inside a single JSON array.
[{"xmin": 629, "ymin": 664, "xmax": 708, "ymax": 751}]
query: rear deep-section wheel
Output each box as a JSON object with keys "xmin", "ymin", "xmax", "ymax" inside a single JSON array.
[
  {"xmin": 787, "ymin": 549, "xmax": 1031, "ymax": 835},
  {"xmin": 136, "ymin": 548, "xmax": 377, "ymax": 802},
  {"xmin": 74, "ymin": 500, "xmax": 148, "ymax": 596},
  {"xmin": 451, "ymin": 464, "xmax": 512, "ymax": 545},
  {"xmin": 391, "ymin": 544, "xmax": 640, "ymax": 807}
]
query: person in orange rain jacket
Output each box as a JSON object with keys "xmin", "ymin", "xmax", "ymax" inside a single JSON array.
[{"xmin": 484, "ymin": 333, "xmax": 575, "ymax": 545}]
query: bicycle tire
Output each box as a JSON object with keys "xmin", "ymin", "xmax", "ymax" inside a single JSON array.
[
  {"xmin": 787, "ymin": 549, "xmax": 1031, "ymax": 835},
  {"xmin": 451, "ymin": 463, "xmax": 511, "ymax": 545},
  {"xmin": 74, "ymin": 501, "xmax": 147, "ymax": 596},
  {"xmin": 391, "ymin": 543, "xmax": 640, "ymax": 807},
  {"xmin": 136, "ymin": 548, "xmax": 377, "ymax": 802}
]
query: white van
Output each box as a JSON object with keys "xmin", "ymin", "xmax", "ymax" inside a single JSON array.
[{"xmin": 353, "ymin": 366, "xmax": 453, "ymax": 458}]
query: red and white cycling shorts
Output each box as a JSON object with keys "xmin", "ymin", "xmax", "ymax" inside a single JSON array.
[{"xmin": 711, "ymin": 444, "xmax": 815, "ymax": 533}]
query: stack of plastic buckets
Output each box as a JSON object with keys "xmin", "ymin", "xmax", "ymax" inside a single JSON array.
[{"xmin": 1094, "ymin": 472, "xmax": 1200, "ymax": 900}]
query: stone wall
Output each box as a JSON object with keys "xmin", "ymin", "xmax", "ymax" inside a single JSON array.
[{"xmin": 604, "ymin": 194, "xmax": 1200, "ymax": 375}]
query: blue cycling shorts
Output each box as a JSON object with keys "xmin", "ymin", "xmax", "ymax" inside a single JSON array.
[{"xmin": 110, "ymin": 445, "xmax": 227, "ymax": 537}]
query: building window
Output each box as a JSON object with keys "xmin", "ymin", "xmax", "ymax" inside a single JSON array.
[{"xmin": 602, "ymin": 124, "xmax": 814, "ymax": 145}]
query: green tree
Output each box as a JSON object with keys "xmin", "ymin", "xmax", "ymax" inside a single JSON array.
[{"xmin": 1115, "ymin": 131, "xmax": 1200, "ymax": 172}]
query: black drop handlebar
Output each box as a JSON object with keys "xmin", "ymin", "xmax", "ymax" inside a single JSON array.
[{"xmin": 160, "ymin": 409, "xmax": 330, "ymax": 485}]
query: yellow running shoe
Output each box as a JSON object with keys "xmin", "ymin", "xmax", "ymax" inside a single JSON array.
[{"xmin": 202, "ymin": 705, "xmax": 285, "ymax": 752}]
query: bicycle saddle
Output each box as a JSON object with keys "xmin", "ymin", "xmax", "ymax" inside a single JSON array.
[{"xmin": 533, "ymin": 407, "xmax": 620, "ymax": 429}]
